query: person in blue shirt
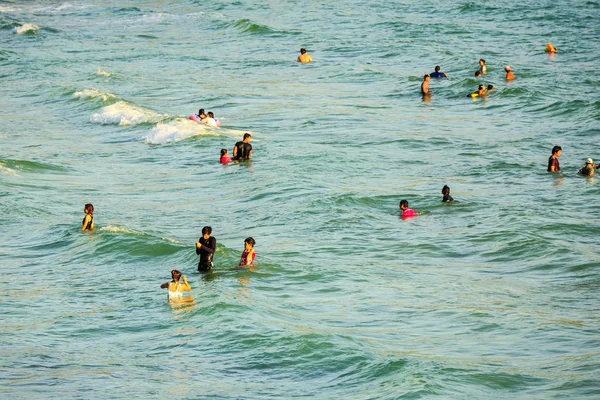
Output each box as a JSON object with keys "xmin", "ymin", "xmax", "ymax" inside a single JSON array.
[{"xmin": 429, "ymin": 66, "xmax": 447, "ymax": 78}]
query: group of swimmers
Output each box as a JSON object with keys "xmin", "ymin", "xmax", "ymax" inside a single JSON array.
[
  {"xmin": 220, "ymin": 133, "xmax": 253, "ymax": 163},
  {"xmin": 399, "ymin": 185, "xmax": 454, "ymax": 219},
  {"xmin": 548, "ymin": 145, "xmax": 599, "ymax": 177},
  {"xmin": 189, "ymin": 108, "xmax": 220, "ymax": 128}
]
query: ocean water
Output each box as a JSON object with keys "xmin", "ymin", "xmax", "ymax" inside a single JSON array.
[{"xmin": 1, "ymin": 0, "xmax": 599, "ymax": 398}]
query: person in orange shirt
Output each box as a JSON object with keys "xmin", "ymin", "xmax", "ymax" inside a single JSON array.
[
  {"xmin": 504, "ymin": 66, "xmax": 515, "ymax": 80},
  {"xmin": 297, "ymin": 47, "xmax": 313, "ymax": 63}
]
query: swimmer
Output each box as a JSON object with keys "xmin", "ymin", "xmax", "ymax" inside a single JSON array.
[
  {"xmin": 546, "ymin": 43, "xmax": 557, "ymax": 53},
  {"xmin": 548, "ymin": 145, "xmax": 562, "ymax": 172},
  {"xmin": 82, "ymin": 203, "xmax": 94, "ymax": 231},
  {"xmin": 196, "ymin": 226, "xmax": 216, "ymax": 272},
  {"xmin": 442, "ymin": 185, "xmax": 454, "ymax": 202},
  {"xmin": 578, "ymin": 158, "xmax": 595, "ymax": 177},
  {"xmin": 504, "ymin": 66, "xmax": 515, "ymax": 80},
  {"xmin": 239, "ymin": 237, "xmax": 256, "ymax": 267},
  {"xmin": 220, "ymin": 148, "xmax": 231, "ymax": 164},
  {"xmin": 202, "ymin": 111, "xmax": 220, "ymax": 128},
  {"xmin": 421, "ymin": 74, "xmax": 430, "ymax": 95},
  {"xmin": 232, "ymin": 133, "xmax": 252, "ymax": 161},
  {"xmin": 399, "ymin": 199, "xmax": 420, "ymax": 218},
  {"xmin": 160, "ymin": 269, "xmax": 191, "ymax": 300},
  {"xmin": 474, "ymin": 70, "xmax": 482, "ymax": 78},
  {"xmin": 429, "ymin": 66, "xmax": 447, "ymax": 78},
  {"xmin": 478, "ymin": 59, "xmax": 487, "ymax": 74},
  {"xmin": 189, "ymin": 108, "xmax": 206, "ymax": 122},
  {"xmin": 469, "ymin": 84, "xmax": 487, "ymax": 97},
  {"xmin": 297, "ymin": 47, "xmax": 313, "ymax": 63}
]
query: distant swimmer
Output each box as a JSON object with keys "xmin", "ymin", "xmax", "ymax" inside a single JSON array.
[
  {"xmin": 160, "ymin": 269, "xmax": 191, "ymax": 300},
  {"xmin": 421, "ymin": 74, "xmax": 430, "ymax": 95},
  {"xmin": 469, "ymin": 84, "xmax": 487, "ymax": 97},
  {"xmin": 202, "ymin": 111, "xmax": 220, "ymax": 128},
  {"xmin": 238, "ymin": 237, "xmax": 256, "ymax": 267},
  {"xmin": 82, "ymin": 203, "xmax": 94, "ymax": 231},
  {"xmin": 429, "ymin": 66, "xmax": 447, "ymax": 78},
  {"xmin": 442, "ymin": 185, "xmax": 454, "ymax": 203},
  {"xmin": 545, "ymin": 43, "xmax": 557, "ymax": 53},
  {"xmin": 297, "ymin": 47, "xmax": 313, "ymax": 63},
  {"xmin": 220, "ymin": 148, "xmax": 231, "ymax": 164},
  {"xmin": 189, "ymin": 108, "xmax": 206, "ymax": 122},
  {"xmin": 399, "ymin": 199, "xmax": 420, "ymax": 218},
  {"xmin": 547, "ymin": 145, "xmax": 562, "ymax": 172},
  {"xmin": 196, "ymin": 226, "xmax": 216, "ymax": 272},
  {"xmin": 233, "ymin": 133, "xmax": 252, "ymax": 161},
  {"xmin": 474, "ymin": 70, "xmax": 482, "ymax": 78},
  {"xmin": 578, "ymin": 158, "xmax": 595, "ymax": 177},
  {"xmin": 504, "ymin": 66, "xmax": 515, "ymax": 80},
  {"xmin": 478, "ymin": 59, "xmax": 487, "ymax": 74}
]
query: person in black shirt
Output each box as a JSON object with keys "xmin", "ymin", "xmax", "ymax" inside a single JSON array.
[
  {"xmin": 195, "ymin": 226, "xmax": 216, "ymax": 272},
  {"xmin": 442, "ymin": 185, "xmax": 454, "ymax": 203},
  {"xmin": 232, "ymin": 133, "xmax": 252, "ymax": 161}
]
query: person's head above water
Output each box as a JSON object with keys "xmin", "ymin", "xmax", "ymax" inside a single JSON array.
[
  {"xmin": 207, "ymin": 111, "xmax": 214, "ymax": 118},
  {"xmin": 423, "ymin": 74, "xmax": 430, "ymax": 81},
  {"xmin": 84, "ymin": 203, "xmax": 94, "ymax": 214},
  {"xmin": 504, "ymin": 66, "xmax": 511, "ymax": 72},
  {"xmin": 475, "ymin": 70, "xmax": 482, "ymax": 78},
  {"xmin": 479, "ymin": 59, "xmax": 485, "ymax": 65},
  {"xmin": 243, "ymin": 133, "xmax": 251, "ymax": 142},
  {"xmin": 586, "ymin": 158, "xmax": 594, "ymax": 165},
  {"xmin": 300, "ymin": 48, "xmax": 306, "ymax": 54},
  {"xmin": 202, "ymin": 226, "xmax": 212, "ymax": 237},
  {"xmin": 552, "ymin": 145, "xmax": 562, "ymax": 155},
  {"xmin": 220, "ymin": 148, "xmax": 228, "ymax": 156},
  {"xmin": 244, "ymin": 237, "xmax": 256, "ymax": 248},
  {"xmin": 435, "ymin": 66, "xmax": 441, "ymax": 72},
  {"xmin": 198, "ymin": 108, "xmax": 205, "ymax": 116},
  {"xmin": 171, "ymin": 269, "xmax": 182, "ymax": 281},
  {"xmin": 442, "ymin": 185, "xmax": 450, "ymax": 196},
  {"xmin": 399, "ymin": 199, "xmax": 409, "ymax": 210}
]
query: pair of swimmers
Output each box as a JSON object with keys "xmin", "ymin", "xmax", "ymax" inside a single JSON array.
[
  {"xmin": 190, "ymin": 108, "xmax": 220, "ymax": 128},
  {"xmin": 220, "ymin": 133, "xmax": 253, "ymax": 164},
  {"xmin": 195, "ymin": 226, "xmax": 256, "ymax": 272},
  {"xmin": 399, "ymin": 185, "xmax": 454, "ymax": 218}
]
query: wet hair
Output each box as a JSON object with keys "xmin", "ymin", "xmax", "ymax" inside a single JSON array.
[
  {"xmin": 198, "ymin": 108, "xmax": 205, "ymax": 116},
  {"xmin": 244, "ymin": 237, "xmax": 256, "ymax": 247},
  {"xmin": 442, "ymin": 185, "xmax": 450, "ymax": 195},
  {"xmin": 487, "ymin": 84, "xmax": 494, "ymax": 90},
  {"xmin": 220, "ymin": 148, "xmax": 228, "ymax": 156},
  {"xmin": 243, "ymin": 133, "xmax": 251, "ymax": 140},
  {"xmin": 300, "ymin": 48, "xmax": 306, "ymax": 54},
  {"xmin": 208, "ymin": 111, "xmax": 214, "ymax": 118},
  {"xmin": 478, "ymin": 84, "xmax": 485, "ymax": 90},
  {"xmin": 551, "ymin": 145, "xmax": 562, "ymax": 155},
  {"xmin": 171, "ymin": 269, "xmax": 182, "ymax": 281},
  {"xmin": 435, "ymin": 66, "xmax": 441, "ymax": 72},
  {"xmin": 423, "ymin": 74, "xmax": 430, "ymax": 80},
  {"xmin": 474, "ymin": 70, "xmax": 481, "ymax": 77},
  {"xmin": 84, "ymin": 203, "xmax": 94, "ymax": 214},
  {"xmin": 479, "ymin": 58, "xmax": 485, "ymax": 64},
  {"xmin": 399, "ymin": 199, "xmax": 408, "ymax": 209},
  {"xmin": 202, "ymin": 226, "xmax": 212, "ymax": 235}
]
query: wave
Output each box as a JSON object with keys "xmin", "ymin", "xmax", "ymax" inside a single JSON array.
[
  {"xmin": 94, "ymin": 68, "xmax": 115, "ymax": 78},
  {"xmin": 14, "ymin": 23, "xmax": 39, "ymax": 35},
  {"xmin": 0, "ymin": 158, "xmax": 67, "ymax": 174},
  {"xmin": 230, "ymin": 19, "xmax": 298, "ymax": 36},
  {"xmin": 73, "ymin": 89, "xmax": 117, "ymax": 102},
  {"xmin": 142, "ymin": 118, "xmax": 219, "ymax": 144},
  {"xmin": 90, "ymin": 101, "xmax": 166, "ymax": 126}
]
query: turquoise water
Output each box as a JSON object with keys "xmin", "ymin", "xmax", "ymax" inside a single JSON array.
[{"xmin": 1, "ymin": 0, "xmax": 599, "ymax": 398}]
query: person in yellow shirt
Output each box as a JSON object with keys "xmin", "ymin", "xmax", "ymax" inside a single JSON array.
[{"xmin": 297, "ymin": 47, "xmax": 312, "ymax": 63}]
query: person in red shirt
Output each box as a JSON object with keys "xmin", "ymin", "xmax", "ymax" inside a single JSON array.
[
  {"xmin": 548, "ymin": 146, "xmax": 562, "ymax": 172},
  {"xmin": 399, "ymin": 200, "xmax": 420, "ymax": 219},
  {"xmin": 220, "ymin": 148, "xmax": 231, "ymax": 164},
  {"xmin": 239, "ymin": 237, "xmax": 256, "ymax": 267}
]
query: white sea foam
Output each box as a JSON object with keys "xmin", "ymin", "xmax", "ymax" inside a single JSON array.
[
  {"xmin": 99, "ymin": 225, "xmax": 138, "ymax": 234},
  {"xmin": 14, "ymin": 24, "xmax": 39, "ymax": 34},
  {"xmin": 0, "ymin": 163, "xmax": 17, "ymax": 176},
  {"xmin": 94, "ymin": 68, "xmax": 115, "ymax": 77},
  {"xmin": 142, "ymin": 118, "xmax": 218, "ymax": 144},
  {"xmin": 91, "ymin": 101, "xmax": 164, "ymax": 126},
  {"xmin": 73, "ymin": 89, "xmax": 116, "ymax": 102}
]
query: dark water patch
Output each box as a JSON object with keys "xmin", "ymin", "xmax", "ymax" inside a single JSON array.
[
  {"xmin": 136, "ymin": 34, "xmax": 158, "ymax": 39},
  {"xmin": 114, "ymin": 7, "xmax": 142, "ymax": 13}
]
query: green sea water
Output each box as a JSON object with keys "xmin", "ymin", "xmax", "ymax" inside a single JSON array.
[{"xmin": 1, "ymin": 0, "xmax": 599, "ymax": 398}]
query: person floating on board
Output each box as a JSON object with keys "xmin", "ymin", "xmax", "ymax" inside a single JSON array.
[
  {"xmin": 547, "ymin": 145, "xmax": 562, "ymax": 173},
  {"xmin": 233, "ymin": 133, "xmax": 253, "ymax": 161},
  {"xmin": 82, "ymin": 203, "xmax": 94, "ymax": 231},
  {"xmin": 429, "ymin": 66, "xmax": 447, "ymax": 78},
  {"xmin": 160, "ymin": 269, "xmax": 191, "ymax": 300},
  {"xmin": 202, "ymin": 111, "xmax": 220, "ymax": 128},
  {"xmin": 297, "ymin": 47, "xmax": 312, "ymax": 63},
  {"xmin": 196, "ymin": 226, "xmax": 216, "ymax": 272},
  {"xmin": 189, "ymin": 108, "xmax": 206, "ymax": 122}
]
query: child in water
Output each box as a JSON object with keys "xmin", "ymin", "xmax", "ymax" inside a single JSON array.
[
  {"xmin": 220, "ymin": 148, "xmax": 231, "ymax": 164},
  {"xmin": 399, "ymin": 200, "xmax": 419, "ymax": 218},
  {"xmin": 160, "ymin": 269, "xmax": 191, "ymax": 300},
  {"xmin": 82, "ymin": 203, "xmax": 94, "ymax": 231},
  {"xmin": 239, "ymin": 237, "xmax": 256, "ymax": 267},
  {"xmin": 442, "ymin": 185, "xmax": 454, "ymax": 202}
]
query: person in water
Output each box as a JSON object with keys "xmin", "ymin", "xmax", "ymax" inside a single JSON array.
[
  {"xmin": 470, "ymin": 84, "xmax": 487, "ymax": 97},
  {"xmin": 239, "ymin": 237, "xmax": 256, "ymax": 267},
  {"xmin": 474, "ymin": 70, "xmax": 482, "ymax": 78},
  {"xmin": 160, "ymin": 269, "xmax": 191, "ymax": 299},
  {"xmin": 399, "ymin": 199, "xmax": 419, "ymax": 218},
  {"xmin": 196, "ymin": 226, "xmax": 216, "ymax": 272},
  {"xmin": 442, "ymin": 185, "xmax": 454, "ymax": 202},
  {"xmin": 478, "ymin": 59, "xmax": 487, "ymax": 74},
  {"xmin": 421, "ymin": 74, "xmax": 430, "ymax": 95},
  {"xmin": 504, "ymin": 66, "xmax": 515, "ymax": 80},
  {"xmin": 220, "ymin": 148, "xmax": 231, "ymax": 164},
  {"xmin": 82, "ymin": 203, "xmax": 94, "ymax": 231},
  {"xmin": 429, "ymin": 66, "xmax": 447, "ymax": 78},
  {"xmin": 578, "ymin": 158, "xmax": 595, "ymax": 177},
  {"xmin": 297, "ymin": 47, "xmax": 312, "ymax": 63},
  {"xmin": 202, "ymin": 111, "xmax": 220, "ymax": 128},
  {"xmin": 233, "ymin": 133, "xmax": 252, "ymax": 161},
  {"xmin": 548, "ymin": 145, "xmax": 562, "ymax": 172}
]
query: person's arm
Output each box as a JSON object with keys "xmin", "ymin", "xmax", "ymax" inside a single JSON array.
[
  {"xmin": 549, "ymin": 159, "xmax": 556, "ymax": 172},
  {"xmin": 247, "ymin": 149, "xmax": 253, "ymax": 159},
  {"xmin": 443, "ymin": 72, "xmax": 447, "ymax": 78},
  {"xmin": 160, "ymin": 281, "xmax": 170, "ymax": 289},
  {"xmin": 197, "ymin": 237, "xmax": 216, "ymax": 254},
  {"xmin": 181, "ymin": 276, "xmax": 191, "ymax": 292},
  {"xmin": 232, "ymin": 144, "xmax": 238, "ymax": 159}
]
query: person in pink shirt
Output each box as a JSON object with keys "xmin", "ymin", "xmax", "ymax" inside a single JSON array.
[
  {"xmin": 399, "ymin": 199, "xmax": 419, "ymax": 219},
  {"xmin": 238, "ymin": 237, "xmax": 256, "ymax": 267},
  {"xmin": 220, "ymin": 148, "xmax": 231, "ymax": 164}
]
